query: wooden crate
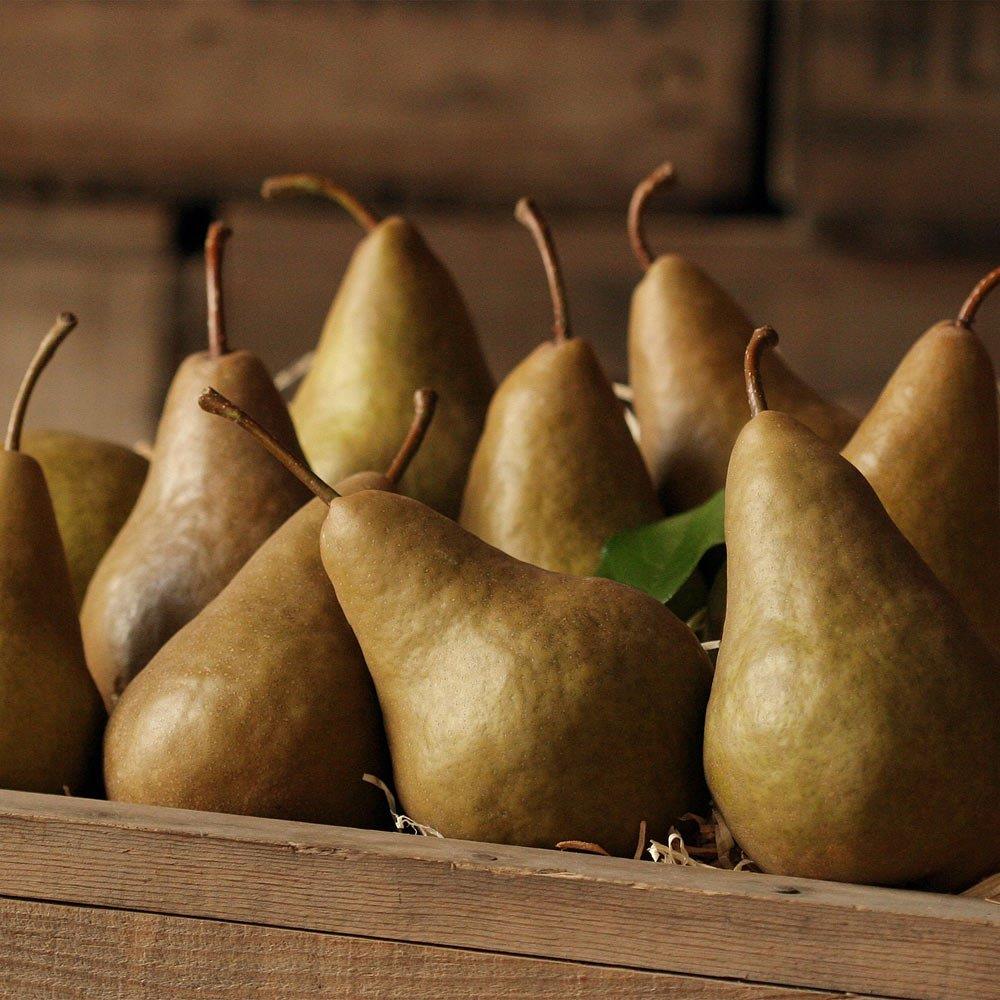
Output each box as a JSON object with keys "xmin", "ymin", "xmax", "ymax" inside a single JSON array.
[{"xmin": 0, "ymin": 789, "xmax": 996, "ymax": 998}]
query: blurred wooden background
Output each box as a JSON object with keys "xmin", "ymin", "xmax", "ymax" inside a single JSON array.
[{"xmin": 0, "ymin": 0, "xmax": 996, "ymax": 443}]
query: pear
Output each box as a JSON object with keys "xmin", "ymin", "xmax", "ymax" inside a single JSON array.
[
  {"xmin": 81, "ymin": 223, "xmax": 311, "ymax": 709},
  {"xmin": 460, "ymin": 198, "xmax": 661, "ymax": 576},
  {"xmin": 104, "ymin": 390, "xmax": 437, "ymax": 826},
  {"xmin": 705, "ymin": 327, "xmax": 1000, "ymax": 890},
  {"xmin": 261, "ymin": 174, "xmax": 494, "ymax": 516},
  {"xmin": 843, "ymin": 267, "xmax": 1000, "ymax": 653},
  {"xmin": 627, "ymin": 162, "xmax": 858, "ymax": 510},
  {"xmin": 22, "ymin": 430, "xmax": 147, "ymax": 608},
  {"xmin": 200, "ymin": 407, "xmax": 712, "ymax": 856},
  {"xmin": 0, "ymin": 314, "xmax": 105, "ymax": 793}
]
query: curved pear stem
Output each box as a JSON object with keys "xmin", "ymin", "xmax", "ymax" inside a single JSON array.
[
  {"xmin": 205, "ymin": 222, "xmax": 232, "ymax": 358},
  {"xmin": 384, "ymin": 388, "xmax": 438, "ymax": 486},
  {"xmin": 261, "ymin": 173, "xmax": 379, "ymax": 234},
  {"xmin": 745, "ymin": 326, "xmax": 779, "ymax": 418},
  {"xmin": 628, "ymin": 161, "xmax": 676, "ymax": 271},
  {"xmin": 515, "ymin": 197, "xmax": 571, "ymax": 344},
  {"xmin": 957, "ymin": 265, "xmax": 1000, "ymax": 328},
  {"xmin": 198, "ymin": 388, "xmax": 339, "ymax": 504},
  {"xmin": 5, "ymin": 312, "xmax": 77, "ymax": 452}
]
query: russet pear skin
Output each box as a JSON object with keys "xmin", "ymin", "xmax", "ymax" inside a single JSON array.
[
  {"xmin": 292, "ymin": 217, "xmax": 494, "ymax": 517},
  {"xmin": 104, "ymin": 496, "xmax": 390, "ymax": 828},
  {"xmin": 321, "ymin": 489, "xmax": 712, "ymax": 857},
  {"xmin": 843, "ymin": 320, "xmax": 999, "ymax": 653},
  {"xmin": 629, "ymin": 255, "xmax": 858, "ymax": 510},
  {"xmin": 23, "ymin": 429, "xmax": 148, "ymax": 609},
  {"xmin": 706, "ymin": 411, "xmax": 1000, "ymax": 890},
  {"xmin": 81, "ymin": 351, "xmax": 311, "ymax": 708},
  {"xmin": 460, "ymin": 338, "xmax": 661, "ymax": 576},
  {"xmin": 0, "ymin": 452, "xmax": 105, "ymax": 793}
]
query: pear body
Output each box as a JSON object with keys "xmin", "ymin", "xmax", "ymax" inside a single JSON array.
[
  {"xmin": 629, "ymin": 255, "xmax": 858, "ymax": 510},
  {"xmin": 706, "ymin": 412, "xmax": 1000, "ymax": 889},
  {"xmin": 104, "ymin": 497, "xmax": 390, "ymax": 826},
  {"xmin": 292, "ymin": 217, "xmax": 494, "ymax": 517},
  {"xmin": 23, "ymin": 430, "xmax": 148, "ymax": 609},
  {"xmin": 0, "ymin": 452, "xmax": 104, "ymax": 792},
  {"xmin": 81, "ymin": 350, "xmax": 310, "ymax": 708},
  {"xmin": 322, "ymin": 490, "xmax": 711, "ymax": 856},
  {"xmin": 460, "ymin": 339, "xmax": 661, "ymax": 576},
  {"xmin": 842, "ymin": 320, "xmax": 1000, "ymax": 653}
]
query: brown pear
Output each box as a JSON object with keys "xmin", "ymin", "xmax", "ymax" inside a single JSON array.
[
  {"xmin": 627, "ymin": 162, "xmax": 858, "ymax": 510},
  {"xmin": 460, "ymin": 198, "xmax": 661, "ymax": 575},
  {"xmin": 843, "ymin": 267, "xmax": 1000, "ymax": 653},
  {"xmin": 81, "ymin": 223, "xmax": 311, "ymax": 708}
]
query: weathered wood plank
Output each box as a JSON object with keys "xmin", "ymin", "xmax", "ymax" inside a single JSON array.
[
  {"xmin": 0, "ymin": 895, "xmax": 861, "ymax": 1000},
  {"xmin": 0, "ymin": 1, "xmax": 760, "ymax": 209},
  {"xmin": 0, "ymin": 792, "xmax": 994, "ymax": 1000}
]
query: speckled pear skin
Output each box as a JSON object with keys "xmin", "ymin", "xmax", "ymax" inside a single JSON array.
[
  {"xmin": 292, "ymin": 217, "xmax": 494, "ymax": 517},
  {"xmin": 23, "ymin": 430, "xmax": 148, "ymax": 609},
  {"xmin": 103, "ymin": 493, "xmax": 390, "ymax": 828},
  {"xmin": 629, "ymin": 255, "xmax": 858, "ymax": 510},
  {"xmin": 706, "ymin": 412, "xmax": 1000, "ymax": 890},
  {"xmin": 81, "ymin": 351, "xmax": 311, "ymax": 709},
  {"xmin": 0, "ymin": 453, "xmax": 104, "ymax": 793},
  {"xmin": 460, "ymin": 338, "xmax": 661, "ymax": 576},
  {"xmin": 322, "ymin": 490, "xmax": 712, "ymax": 857},
  {"xmin": 843, "ymin": 321, "xmax": 1000, "ymax": 654}
]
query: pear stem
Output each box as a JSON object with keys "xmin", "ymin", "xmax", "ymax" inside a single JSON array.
[
  {"xmin": 5, "ymin": 312, "xmax": 77, "ymax": 452},
  {"xmin": 385, "ymin": 388, "xmax": 438, "ymax": 486},
  {"xmin": 957, "ymin": 265, "xmax": 1000, "ymax": 328},
  {"xmin": 628, "ymin": 161, "xmax": 676, "ymax": 271},
  {"xmin": 206, "ymin": 222, "xmax": 232, "ymax": 359},
  {"xmin": 745, "ymin": 326, "xmax": 779, "ymax": 417},
  {"xmin": 198, "ymin": 388, "xmax": 339, "ymax": 504},
  {"xmin": 261, "ymin": 174, "xmax": 379, "ymax": 233},
  {"xmin": 515, "ymin": 197, "xmax": 571, "ymax": 344}
]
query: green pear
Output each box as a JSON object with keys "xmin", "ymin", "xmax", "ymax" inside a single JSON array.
[
  {"xmin": 22, "ymin": 430, "xmax": 147, "ymax": 609},
  {"xmin": 460, "ymin": 198, "xmax": 661, "ymax": 576},
  {"xmin": 0, "ymin": 314, "xmax": 105, "ymax": 793},
  {"xmin": 262, "ymin": 174, "xmax": 494, "ymax": 516},
  {"xmin": 81, "ymin": 223, "xmax": 311, "ymax": 709},
  {"xmin": 103, "ymin": 390, "xmax": 437, "ymax": 826},
  {"xmin": 627, "ymin": 163, "xmax": 858, "ymax": 511},
  {"xmin": 843, "ymin": 267, "xmax": 1000, "ymax": 654},
  {"xmin": 705, "ymin": 327, "xmax": 1000, "ymax": 890}
]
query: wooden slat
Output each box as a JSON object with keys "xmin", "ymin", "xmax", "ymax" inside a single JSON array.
[
  {"xmin": 0, "ymin": 792, "xmax": 994, "ymax": 1000},
  {"xmin": 0, "ymin": 895, "xmax": 860, "ymax": 1000},
  {"xmin": 0, "ymin": 1, "xmax": 760, "ymax": 209}
]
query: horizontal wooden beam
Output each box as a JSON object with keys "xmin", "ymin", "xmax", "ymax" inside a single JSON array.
[{"xmin": 0, "ymin": 791, "xmax": 994, "ymax": 999}]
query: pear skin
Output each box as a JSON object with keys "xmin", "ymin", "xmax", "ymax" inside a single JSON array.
[
  {"xmin": 322, "ymin": 489, "xmax": 712, "ymax": 857},
  {"xmin": 705, "ymin": 328, "xmax": 1000, "ymax": 890},
  {"xmin": 627, "ymin": 164, "xmax": 857, "ymax": 511},
  {"xmin": 265, "ymin": 175, "xmax": 494, "ymax": 517},
  {"xmin": 461, "ymin": 199, "xmax": 660, "ymax": 575},
  {"xmin": 81, "ymin": 224, "xmax": 310, "ymax": 707},
  {"xmin": 843, "ymin": 274, "xmax": 1000, "ymax": 654},
  {"xmin": 23, "ymin": 429, "xmax": 148, "ymax": 609}
]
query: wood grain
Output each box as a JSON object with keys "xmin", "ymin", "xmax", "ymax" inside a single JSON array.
[
  {"xmin": 0, "ymin": 792, "xmax": 995, "ymax": 1000},
  {"xmin": 0, "ymin": 895, "xmax": 862, "ymax": 1000}
]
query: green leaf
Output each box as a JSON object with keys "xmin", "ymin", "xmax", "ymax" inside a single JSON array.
[{"xmin": 597, "ymin": 490, "xmax": 726, "ymax": 603}]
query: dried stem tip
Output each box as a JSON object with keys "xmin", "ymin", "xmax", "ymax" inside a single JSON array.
[
  {"xmin": 515, "ymin": 197, "xmax": 571, "ymax": 344},
  {"xmin": 745, "ymin": 326, "xmax": 779, "ymax": 418},
  {"xmin": 261, "ymin": 173, "xmax": 380, "ymax": 233},
  {"xmin": 628, "ymin": 161, "xmax": 676, "ymax": 271},
  {"xmin": 6, "ymin": 312, "xmax": 77, "ymax": 452},
  {"xmin": 198, "ymin": 388, "xmax": 339, "ymax": 504},
  {"xmin": 957, "ymin": 265, "xmax": 1000, "ymax": 328},
  {"xmin": 205, "ymin": 222, "xmax": 232, "ymax": 358},
  {"xmin": 385, "ymin": 388, "xmax": 438, "ymax": 486}
]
